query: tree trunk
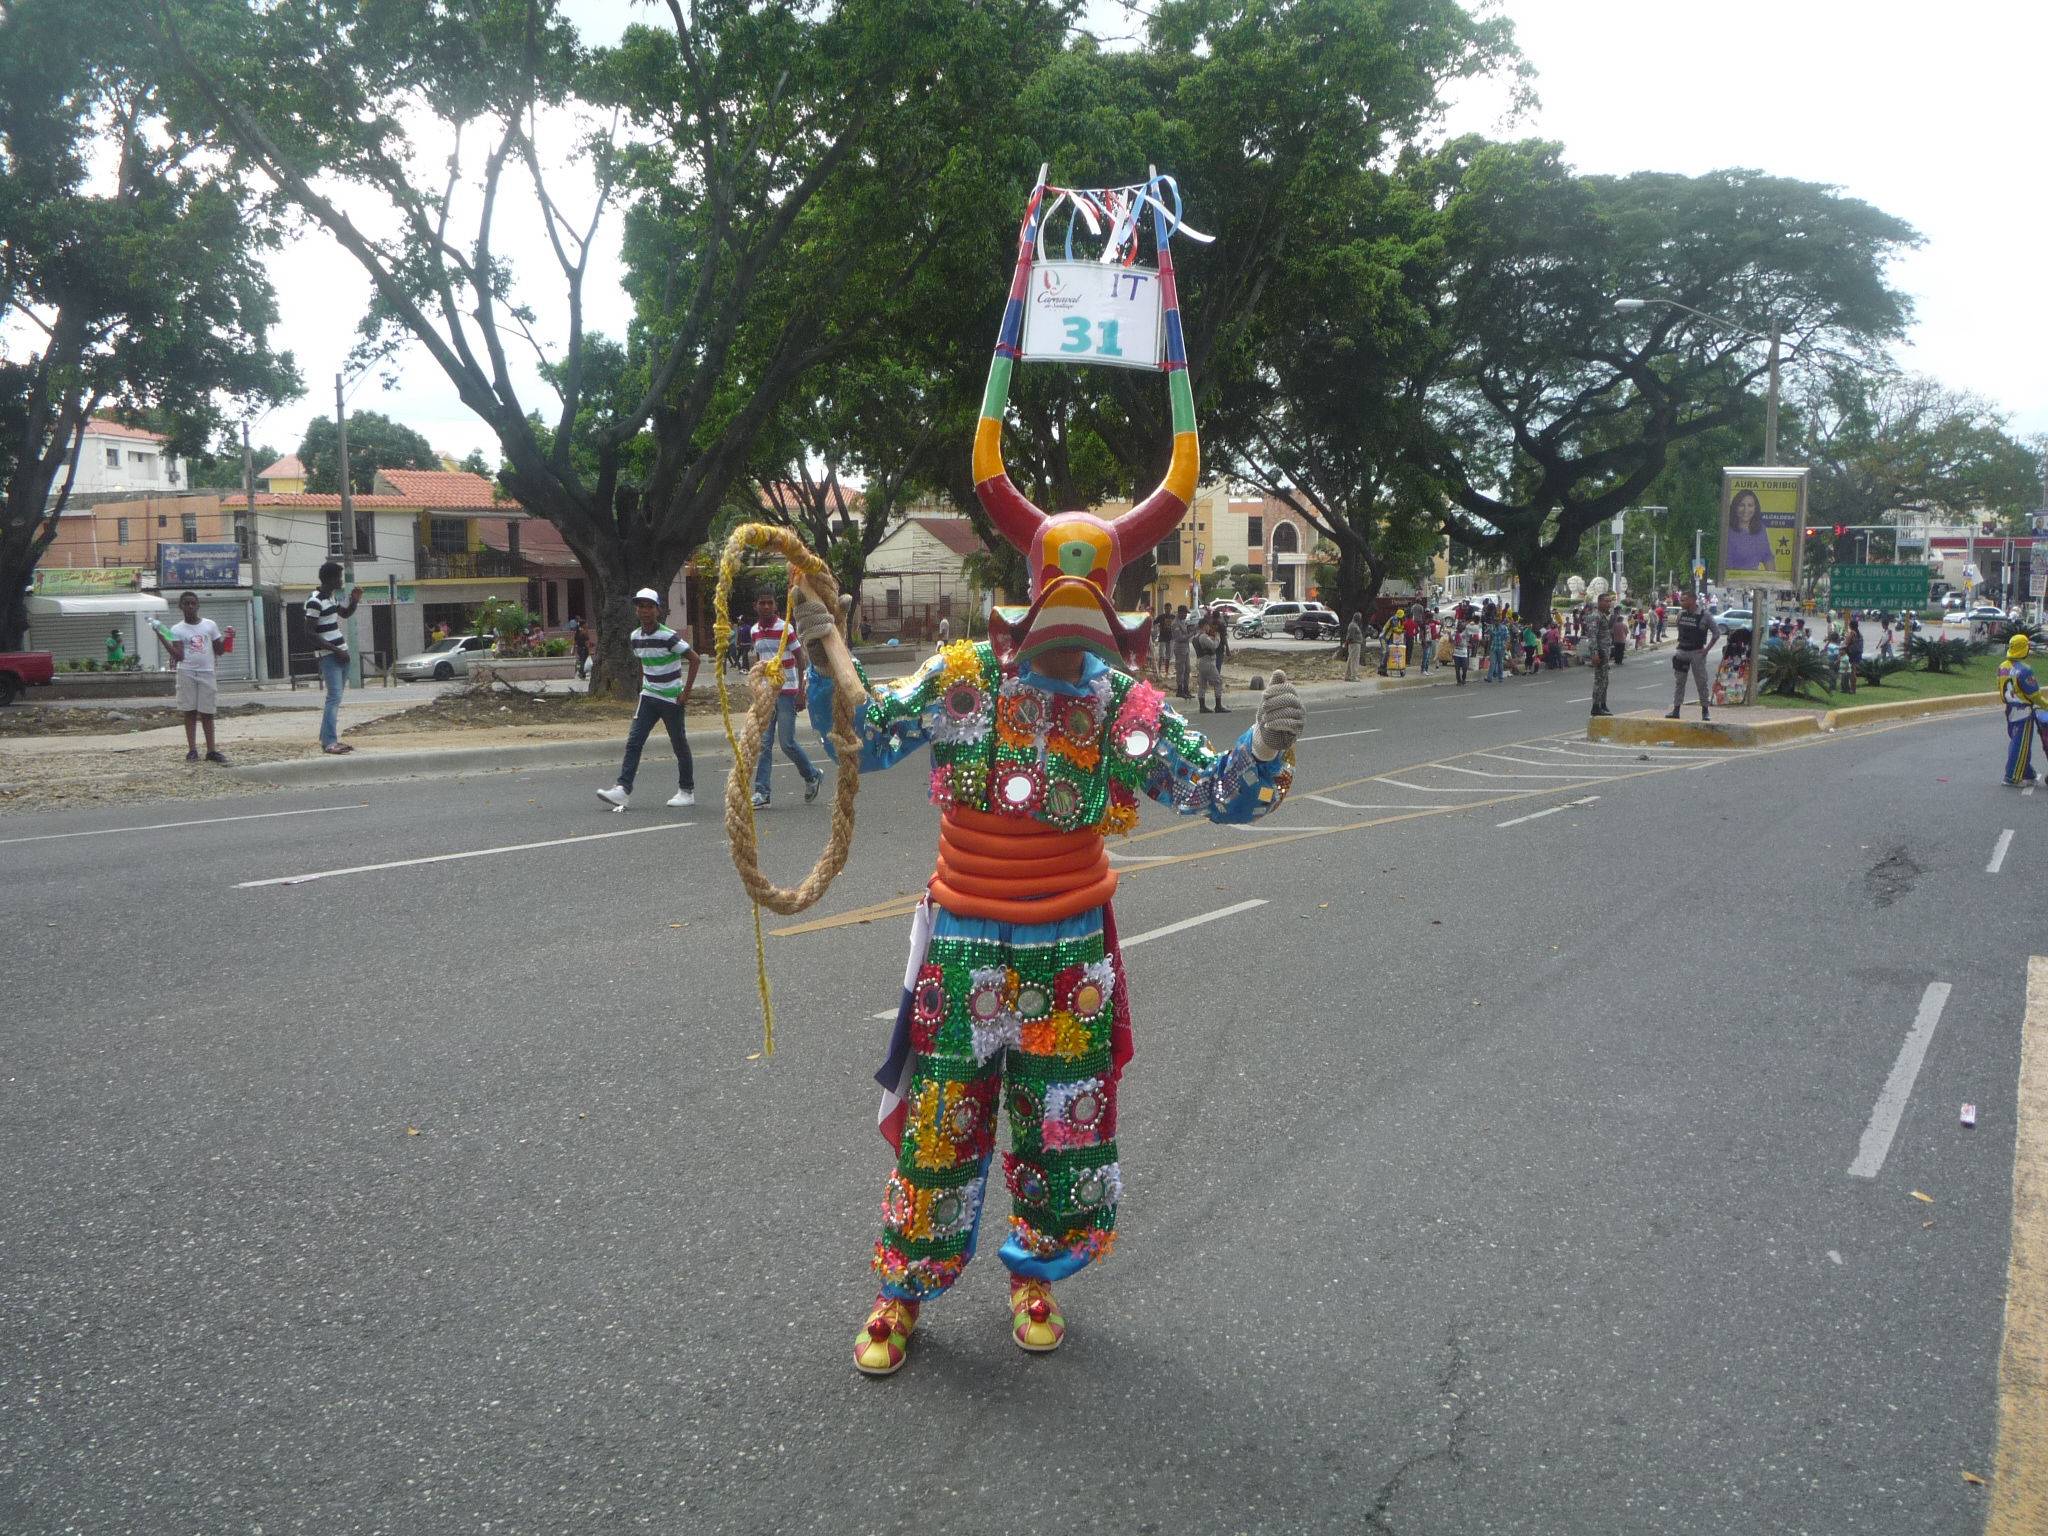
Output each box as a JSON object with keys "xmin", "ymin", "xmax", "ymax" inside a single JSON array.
[{"xmin": 1513, "ymin": 548, "xmax": 1563, "ymax": 626}]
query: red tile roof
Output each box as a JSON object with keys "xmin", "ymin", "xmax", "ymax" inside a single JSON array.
[
  {"xmin": 253, "ymin": 493, "xmax": 419, "ymax": 508},
  {"xmin": 86, "ymin": 416, "xmax": 169, "ymax": 444},
  {"xmin": 258, "ymin": 455, "xmax": 304, "ymax": 480},
  {"xmin": 375, "ymin": 468, "xmax": 502, "ymax": 506}
]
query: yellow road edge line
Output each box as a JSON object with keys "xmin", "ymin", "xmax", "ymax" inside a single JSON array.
[
  {"xmin": 770, "ymin": 710, "xmax": 1973, "ymax": 937},
  {"xmin": 1987, "ymin": 956, "xmax": 2048, "ymax": 1532}
]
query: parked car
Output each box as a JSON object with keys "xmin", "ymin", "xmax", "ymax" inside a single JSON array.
[
  {"xmin": 1256, "ymin": 600, "xmax": 1342, "ymax": 639},
  {"xmin": 1961, "ymin": 604, "xmax": 2013, "ymax": 626},
  {"xmin": 1712, "ymin": 607, "xmax": 1754, "ymax": 633},
  {"xmin": 392, "ymin": 633, "xmax": 495, "ymax": 681},
  {"xmin": 0, "ymin": 650, "xmax": 55, "ymax": 706}
]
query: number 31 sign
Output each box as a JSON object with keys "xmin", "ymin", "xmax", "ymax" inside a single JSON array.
[{"xmin": 1019, "ymin": 261, "xmax": 1165, "ymax": 372}]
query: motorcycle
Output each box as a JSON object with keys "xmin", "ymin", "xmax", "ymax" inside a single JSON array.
[{"xmin": 1232, "ymin": 614, "xmax": 1266, "ymax": 639}]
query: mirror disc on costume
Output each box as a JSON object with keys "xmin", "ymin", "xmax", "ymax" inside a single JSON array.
[
  {"xmin": 968, "ymin": 985, "xmax": 1005, "ymax": 1022},
  {"xmin": 1073, "ymin": 1170, "xmax": 1108, "ymax": 1207},
  {"xmin": 996, "ymin": 766, "xmax": 1043, "ymax": 813},
  {"xmin": 1067, "ymin": 1088, "xmax": 1103, "ymax": 1128},
  {"xmin": 1015, "ymin": 982, "xmax": 1052, "ymax": 1020},
  {"xmin": 1043, "ymin": 777, "xmax": 1083, "ymax": 827},
  {"xmin": 1061, "ymin": 697, "xmax": 1100, "ymax": 742},
  {"xmin": 1070, "ymin": 981, "xmax": 1105, "ymax": 1018},
  {"xmin": 945, "ymin": 1102, "xmax": 977, "ymax": 1139},
  {"xmin": 942, "ymin": 682, "xmax": 982, "ymax": 721},
  {"xmin": 1017, "ymin": 1165, "xmax": 1048, "ymax": 1202},
  {"xmin": 1120, "ymin": 726, "xmax": 1154, "ymax": 759},
  {"xmin": 929, "ymin": 1191, "xmax": 964, "ymax": 1230}
]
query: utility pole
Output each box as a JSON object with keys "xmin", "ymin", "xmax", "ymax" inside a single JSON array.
[
  {"xmin": 335, "ymin": 374, "xmax": 363, "ymax": 685},
  {"xmin": 1746, "ymin": 320, "xmax": 1783, "ymax": 708},
  {"xmin": 242, "ymin": 422, "xmax": 267, "ymax": 684}
]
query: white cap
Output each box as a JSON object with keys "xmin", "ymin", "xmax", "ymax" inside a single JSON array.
[{"xmin": 633, "ymin": 588, "xmax": 662, "ymax": 604}]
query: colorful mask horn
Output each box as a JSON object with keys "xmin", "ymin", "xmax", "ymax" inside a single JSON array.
[{"xmin": 973, "ymin": 170, "xmax": 1199, "ymax": 666}]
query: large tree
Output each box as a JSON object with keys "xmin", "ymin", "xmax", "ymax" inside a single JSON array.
[
  {"xmin": 298, "ymin": 408, "xmax": 441, "ymax": 494},
  {"xmin": 138, "ymin": 0, "xmax": 1071, "ymax": 692},
  {"xmin": 1404, "ymin": 139, "xmax": 1918, "ymax": 621},
  {"xmin": 0, "ymin": 0, "xmax": 298, "ymax": 649},
  {"xmin": 1801, "ymin": 369, "xmax": 2041, "ymax": 538}
]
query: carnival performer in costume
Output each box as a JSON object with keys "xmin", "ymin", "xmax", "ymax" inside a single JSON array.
[
  {"xmin": 791, "ymin": 175, "xmax": 1306, "ymax": 1376},
  {"xmin": 1999, "ymin": 632, "xmax": 2044, "ymax": 786}
]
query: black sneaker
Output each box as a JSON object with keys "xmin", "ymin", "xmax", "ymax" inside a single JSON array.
[
  {"xmin": 205, "ymin": 750, "xmax": 228, "ymax": 764},
  {"xmin": 804, "ymin": 773, "xmax": 822, "ymax": 805},
  {"xmin": 185, "ymin": 749, "xmax": 199, "ymax": 763},
  {"xmin": 1665, "ymin": 711, "xmax": 1680, "ymax": 720}
]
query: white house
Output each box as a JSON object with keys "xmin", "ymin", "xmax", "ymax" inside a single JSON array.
[{"xmin": 61, "ymin": 418, "xmax": 187, "ymax": 500}]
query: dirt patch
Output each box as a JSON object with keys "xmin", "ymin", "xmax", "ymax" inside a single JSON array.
[
  {"xmin": 345, "ymin": 684, "xmax": 653, "ymax": 737},
  {"xmin": 1864, "ymin": 847, "xmax": 1926, "ymax": 908},
  {"xmin": 0, "ymin": 702, "xmax": 273, "ymax": 737},
  {"xmin": 0, "ymin": 741, "xmax": 323, "ymax": 815}
]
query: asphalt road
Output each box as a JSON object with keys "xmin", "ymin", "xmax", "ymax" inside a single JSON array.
[{"xmin": 1, "ymin": 669, "xmax": 2033, "ymax": 1534}]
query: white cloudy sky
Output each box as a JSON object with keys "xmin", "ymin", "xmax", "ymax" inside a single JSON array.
[{"xmin": 249, "ymin": 0, "xmax": 2048, "ymax": 465}]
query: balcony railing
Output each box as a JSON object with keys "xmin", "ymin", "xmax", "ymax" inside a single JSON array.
[{"xmin": 414, "ymin": 544, "xmax": 530, "ymax": 580}]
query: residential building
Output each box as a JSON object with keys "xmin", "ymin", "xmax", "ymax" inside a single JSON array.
[
  {"xmin": 256, "ymin": 455, "xmax": 306, "ymax": 494},
  {"xmin": 861, "ymin": 515, "xmax": 984, "ymax": 640},
  {"xmin": 56, "ymin": 417, "xmax": 188, "ymax": 502}
]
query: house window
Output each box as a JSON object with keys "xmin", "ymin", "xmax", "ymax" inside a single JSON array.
[
  {"xmin": 1271, "ymin": 521, "xmax": 1299, "ymax": 555},
  {"xmin": 116, "ymin": 518, "xmax": 129, "ymax": 544},
  {"xmin": 428, "ymin": 517, "xmax": 467, "ymax": 553},
  {"xmin": 355, "ymin": 513, "xmax": 374, "ymax": 559},
  {"xmin": 507, "ymin": 522, "xmax": 521, "ymax": 558},
  {"xmin": 1159, "ymin": 531, "xmax": 1182, "ymax": 566},
  {"xmin": 157, "ymin": 514, "xmax": 167, "ymax": 529},
  {"xmin": 105, "ymin": 447, "xmax": 121, "ymax": 468},
  {"xmin": 885, "ymin": 589, "xmax": 902, "ymax": 618},
  {"xmin": 181, "ymin": 512, "xmax": 198, "ymax": 541},
  {"xmin": 327, "ymin": 511, "xmax": 344, "ymax": 556},
  {"xmin": 1247, "ymin": 516, "xmax": 1263, "ymax": 546}
]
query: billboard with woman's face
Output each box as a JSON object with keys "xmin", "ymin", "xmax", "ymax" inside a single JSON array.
[{"xmin": 1718, "ymin": 467, "xmax": 1809, "ymax": 587}]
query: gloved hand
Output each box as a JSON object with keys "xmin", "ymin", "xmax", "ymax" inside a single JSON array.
[
  {"xmin": 790, "ymin": 588, "xmax": 837, "ymax": 648},
  {"xmin": 1251, "ymin": 669, "xmax": 1304, "ymax": 761}
]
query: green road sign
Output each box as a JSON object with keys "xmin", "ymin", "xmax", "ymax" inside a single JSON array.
[{"xmin": 1829, "ymin": 564, "xmax": 1931, "ymax": 610}]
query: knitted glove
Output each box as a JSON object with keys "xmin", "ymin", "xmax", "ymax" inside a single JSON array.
[
  {"xmin": 1250, "ymin": 670, "xmax": 1304, "ymax": 761},
  {"xmin": 791, "ymin": 589, "xmax": 837, "ymax": 648}
]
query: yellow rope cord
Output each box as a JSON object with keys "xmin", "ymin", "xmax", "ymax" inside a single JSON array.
[{"xmin": 711, "ymin": 524, "xmax": 868, "ymax": 1057}]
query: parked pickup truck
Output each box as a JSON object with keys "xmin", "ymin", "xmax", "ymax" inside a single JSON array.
[{"xmin": 0, "ymin": 650, "xmax": 55, "ymax": 706}]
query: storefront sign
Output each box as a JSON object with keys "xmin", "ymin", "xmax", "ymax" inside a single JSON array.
[{"xmin": 157, "ymin": 543, "xmax": 242, "ymax": 588}]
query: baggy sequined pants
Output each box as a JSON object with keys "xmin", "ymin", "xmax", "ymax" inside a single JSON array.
[{"xmin": 874, "ymin": 907, "xmax": 1123, "ymax": 1302}]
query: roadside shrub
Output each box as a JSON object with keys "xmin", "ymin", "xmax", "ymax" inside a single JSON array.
[
  {"xmin": 1855, "ymin": 654, "xmax": 1913, "ymax": 686},
  {"xmin": 1758, "ymin": 640, "xmax": 1834, "ymax": 699},
  {"xmin": 1907, "ymin": 634, "xmax": 1973, "ymax": 673}
]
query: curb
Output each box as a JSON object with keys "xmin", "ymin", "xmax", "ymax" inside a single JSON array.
[
  {"xmin": 1588, "ymin": 714, "xmax": 1820, "ymax": 748},
  {"xmin": 227, "ymin": 737, "xmax": 643, "ymax": 787},
  {"xmin": 1820, "ymin": 692, "xmax": 1998, "ymax": 731}
]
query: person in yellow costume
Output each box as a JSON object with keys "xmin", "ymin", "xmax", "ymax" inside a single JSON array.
[{"xmin": 1999, "ymin": 632, "xmax": 2044, "ymax": 786}]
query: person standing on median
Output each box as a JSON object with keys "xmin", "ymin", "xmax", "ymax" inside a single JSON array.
[
  {"xmin": 1665, "ymin": 590, "xmax": 1717, "ymax": 721},
  {"xmin": 306, "ymin": 561, "xmax": 363, "ymax": 756},
  {"xmin": 596, "ymin": 588, "xmax": 700, "ymax": 812},
  {"xmin": 748, "ymin": 590, "xmax": 823, "ymax": 809},
  {"xmin": 1343, "ymin": 611, "xmax": 1365, "ymax": 680},
  {"xmin": 1170, "ymin": 605, "xmax": 1195, "ymax": 699},
  {"xmin": 159, "ymin": 590, "xmax": 228, "ymax": 763},
  {"xmin": 1586, "ymin": 590, "xmax": 1620, "ymax": 718}
]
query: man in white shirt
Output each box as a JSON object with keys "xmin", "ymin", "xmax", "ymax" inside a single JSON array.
[
  {"xmin": 748, "ymin": 590, "xmax": 822, "ymax": 808},
  {"xmin": 161, "ymin": 590, "xmax": 228, "ymax": 763}
]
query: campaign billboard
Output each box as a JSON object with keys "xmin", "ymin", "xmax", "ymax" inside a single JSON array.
[
  {"xmin": 1718, "ymin": 467, "xmax": 1810, "ymax": 588},
  {"xmin": 157, "ymin": 542, "xmax": 242, "ymax": 589}
]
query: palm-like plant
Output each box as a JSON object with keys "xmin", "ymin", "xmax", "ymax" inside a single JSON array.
[
  {"xmin": 1907, "ymin": 634, "xmax": 1973, "ymax": 673},
  {"xmin": 1855, "ymin": 654, "xmax": 1913, "ymax": 686},
  {"xmin": 1758, "ymin": 641, "xmax": 1835, "ymax": 699}
]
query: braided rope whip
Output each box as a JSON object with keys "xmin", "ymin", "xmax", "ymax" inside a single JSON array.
[{"xmin": 712, "ymin": 525, "xmax": 870, "ymax": 1055}]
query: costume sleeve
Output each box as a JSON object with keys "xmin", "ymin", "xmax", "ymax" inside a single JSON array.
[
  {"xmin": 1138, "ymin": 702, "xmax": 1290, "ymax": 825},
  {"xmin": 807, "ymin": 643, "xmax": 966, "ymax": 772}
]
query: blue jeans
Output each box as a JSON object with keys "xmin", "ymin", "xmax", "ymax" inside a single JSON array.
[
  {"xmin": 318, "ymin": 653, "xmax": 348, "ymax": 746},
  {"xmin": 618, "ymin": 695, "xmax": 693, "ymax": 793},
  {"xmin": 754, "ymin": 692, "xmax": 817, "ymax": 798}
]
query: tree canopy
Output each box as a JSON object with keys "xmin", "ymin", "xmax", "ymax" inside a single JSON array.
[
  {"xmin": 297, "ymin": 409, "xmax": 440, "ymax": 495},
  {"xmin": 0, "ymin": 0, "xmax": 298, "ymax": 647}
]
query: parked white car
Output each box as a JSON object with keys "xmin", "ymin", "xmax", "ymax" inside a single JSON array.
[{"xmin": 392, "ymin": 633, "xmax": 495, "ymax": 681}]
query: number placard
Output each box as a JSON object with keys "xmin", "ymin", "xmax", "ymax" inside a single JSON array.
[{"xmin": 1019, "ymin": 262, "xmax": 1164, "ymax": 371}]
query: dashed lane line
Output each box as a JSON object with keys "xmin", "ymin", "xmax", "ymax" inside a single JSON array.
[
  {"xmin": 1467, "ymin": 709, "xmax": 1521, "ymax": 718},
  {"xmin": 1300, "ymin": 727, "xmax": 1382, "ymax": 742},
  {"xmin": 1991, "ymin": 829, "xmax": 2017, "ymax": 874},
  {"xmin": 235, "ymin": 822, "xmax": 693, "ymax": 887},
  {"xmin": 1496, "ymin": 795, "xmax": 1600, "ymax": 828},
  {"xmin": 0, "ymin": 802, "xmax": 369, "ymax": 846},
  {"xmin": 1119, "ymin": 899, "xmax": 1269, "ymax": 947},
  {"xmin": 1847, "ymin": 981, "xmax": 1953, "ymax": 1179}
]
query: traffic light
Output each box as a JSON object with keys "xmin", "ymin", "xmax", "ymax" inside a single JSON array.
[{"xmin": 1833, "ymin": 524, "xmax": 1846, "ymax": 538}]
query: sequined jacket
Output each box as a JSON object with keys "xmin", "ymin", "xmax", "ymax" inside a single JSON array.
[{"xmin": 808, "ymin": 640, "xmax": 1290, "ymax": 833}]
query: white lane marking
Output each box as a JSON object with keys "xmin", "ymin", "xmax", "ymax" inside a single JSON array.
[
  {"xmin": 1304, "ymin": 795, "xmax": 1440, "ymax": 810},
  {"xmin": 1827, "ymin": 1250, "xmax": 1843, "ymax": 1266},
  {"xmin": 1989, "ymin": 829, "xmax": 2016, "ymax": 874},
  {"xmin": 1847, "ymin": 982, "xmax": 1954, "ymax": 1178},
  {"xmin": 0, "ymin": 803, "xmax": 368, "ymax": 847},
  {"xmin": 1468, "ymin": 709, "xmax": 1521, "ymax": 719},
  {"xmin": 1568, "ymin": 696, "xmax": 1591, "ymax": 703},
  {"xmin": 1301, "ymin": 727, "xmax": 1381, "ymax": 742},
  {"xmin": 1108, "ymin": 850, "xmax": 1180, "ymax": 862},
  {"xmin": 1686, "ymin": 761, "xmax": 1722, "ymax": 770},
  {"xmin": 237, "ymin": 822, "xmax": 693, "ymax": 887},
  {"xmin": 1120, "ymin": 899, "xmax": 1268, "ymax": 948},
  {"xmin": 1373, "ymin": 779, "xmax": 1505, "ymax": 794},
  {"xmin": 2027, "ymin": 785, "xmax": 2038, "ymax": 797},
  {"xmin": 1475, "ymin": 751, "xmax": 1638, "ymax": 772},
  {"xmin": 1496, "ymin": 795, "xmax": 1599, "ymax": 828},
  {"xmin": 1435, "ymin": 763, "xmax": 1612, "ymax": 780}
]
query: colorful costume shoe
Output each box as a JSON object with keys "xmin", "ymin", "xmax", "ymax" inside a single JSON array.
[
  {"xmin": 1009, "ymin": 1276, "xmax": 1065, "ymax": 1353},
  {"xmin": 854, "ymin": 1294, "xmax": 919, "ymax": 1376}
]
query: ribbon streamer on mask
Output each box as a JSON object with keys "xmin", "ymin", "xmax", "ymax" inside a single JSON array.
[{"xmin": 1035, "ymin": 172, "xmax": 1214, "ymax": 267}]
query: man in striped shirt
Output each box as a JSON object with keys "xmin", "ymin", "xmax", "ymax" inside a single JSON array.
[
  {"xmin": 306, "ymin": 561, "xmax": 363, "ymax": 754},
  {"xmin": 597, "ymin": 588, "xmax": 700, "ymax": 810},
  {"xmin": 748, "ymin": 590, "xmax": 822, "ymax": 808}
]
